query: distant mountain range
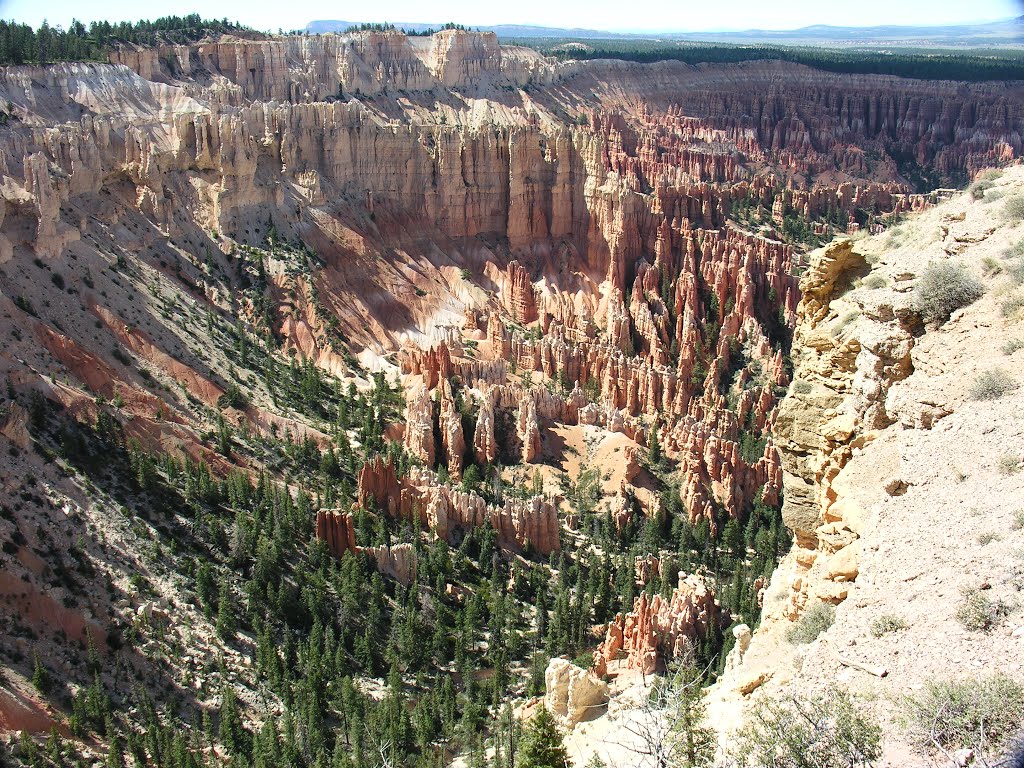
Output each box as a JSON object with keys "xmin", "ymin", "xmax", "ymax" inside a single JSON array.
[{"xmin": 305, "ymin": 17, "xmax": 1024, "ymax": 47}]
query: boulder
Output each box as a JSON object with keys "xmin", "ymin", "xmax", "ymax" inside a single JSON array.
[{"xmin": 544, "ymin": 658, "xmax": 609, "ymax": 726}]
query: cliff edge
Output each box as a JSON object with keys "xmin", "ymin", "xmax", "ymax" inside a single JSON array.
[{"xmin": 710, "ymin": 166, "xmax": 1024, "ymax": 765}]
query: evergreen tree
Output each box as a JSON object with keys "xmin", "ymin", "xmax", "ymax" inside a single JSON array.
[
  {"xmin": 216, "ymin": 577, "xmax": 237, "ymax": 639},
  {"xmin": 31, "ymin": 652, "xmax": 50, "ymax": 694},
  {"xmin": 515, "ymin": 707, "xmax": 568, "ymax": 768}
]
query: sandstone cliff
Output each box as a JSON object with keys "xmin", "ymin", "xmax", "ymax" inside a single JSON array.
[{"xmin": 707, "ymin": 168, "xmax": 1024, "ymax": 765}]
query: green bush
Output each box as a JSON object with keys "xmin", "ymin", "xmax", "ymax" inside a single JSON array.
[
  {"xmin": 903, "ymin": 674, "xmax": 1024, "ymax": 761},
  {"xmin": 969, "ymin": 178, "xmax": 995, "ymax": 199},
  {"xmin": 954, "ymin": 589, "xmax": 1009, "ymax": 632},
  {"xmin": 1005, "ymin": 195, "xmax": 1024, "ymax": 220},
  {"xmin": 968, "ymin": 368, "xmax": 1019, "ymax": 401},
  {"xmin": 734, "ymin": 687, "xmax": 881, "ymax": 768},
  {"xmin": 914, "ymin": 262, "xmax": 984, "ymax": 323},
  {"xmin": 785, "ymin": 602, "xmax": 835, "ymax": 644},
  {"xmin": 1003, "ymin": 338, "xmax": 1024, "ymax": 355},
  {"xmin": 869, "ymin": 614, "xmax": 909, "ymax": 638}
]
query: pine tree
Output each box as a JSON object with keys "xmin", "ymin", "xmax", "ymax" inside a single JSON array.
[
  {"xmin": 32, "ymin": 651, "xmax": 50, "ymax": 694},
  {"xmin": 649, "ymin": 427, "xmax": 662, "ymax": 467},
  {"xmin": 515, "ymin": 707, "xmax": 568, "ymax": 768},
  {"xmin": 216, "ymin": 577, "xmax": 237, "ymax": 640}
]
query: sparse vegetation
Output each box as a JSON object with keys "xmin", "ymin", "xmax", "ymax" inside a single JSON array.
[
  {"xmin": 954, "ymin": 588, "xmax": 1009, "ymax": 632},
  {"xmin": 970, "ymin": 178, "xmax": 996, "ymax": 200},
  {"xmin": 914, "ymin": 262, "xmax": 984, "ymax": 323},
  {"xmin": 1001, "ymin": 292, "xmax": 1024, "ymax": 317},
  {"xmin": 1003, "ymin": 338, "xmax": 1024, "ymax": 355},
  {"xmin": 870, "ymin": 614, "xmax": 909, "ymax": 638},
  {"xmin": 998, "ymin": 455, "xmax": 1021, "ymax": 476},
  {"xmin": 862, "ymin": 273, "xmax": 888, "ymax": 289},
  {"xmin": 968, "ymin": 368, "xmax": 1019, "ymax": 401},
  {"xmin": 734, "ymin": 687, "xmax": 881, "ymax": 768},
  {"xmin": 785, "ymin": 602, "xmax": 835, "ymax": 644},
  {"xmin": 981, "ymin": 256, "xmax": 1003, "ymax": 276},
  {"xmin": 903, "ymin": 674, "xmax": 1024, "ymax": 763},
  {"xmin": 1003, "ymin": 194, "xmax": 1024, "ymax": 221}
]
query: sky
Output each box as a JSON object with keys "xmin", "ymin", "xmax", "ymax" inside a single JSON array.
[{"xmin": 0, "ymin": 0, "xmax": 1021, "ymax": 33}]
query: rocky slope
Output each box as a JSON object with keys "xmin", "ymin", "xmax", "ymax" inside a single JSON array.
[
  {"xmin": 0, "ymin": 28, "xmax": 1022, "ymax": 767},
  {"xmin": 707, "ymin": 167, "xmax": 1024, "ymax": 766}
]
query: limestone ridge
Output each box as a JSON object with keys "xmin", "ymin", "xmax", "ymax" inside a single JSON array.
[{"xmin": 775, "ymin": 237, "xmax": 915, "ymax": 616}]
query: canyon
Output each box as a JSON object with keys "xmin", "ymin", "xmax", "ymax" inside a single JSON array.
[{"xmin": 0, "ymin": 26, "xmax": 1022, "ymax": 768}]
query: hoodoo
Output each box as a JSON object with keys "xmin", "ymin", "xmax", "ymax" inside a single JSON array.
[{"xmin": 2, "ymin": 16, "xmax": 1023, "ymax": 768}]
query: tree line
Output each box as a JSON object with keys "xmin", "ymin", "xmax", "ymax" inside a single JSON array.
[
  {"xmin": 514, "ymin": 38, "xmax": 1024, "ymax": 82},
  {"xmin": 0, "ymin": 15, "xmax": 254, "ymax": 66}
]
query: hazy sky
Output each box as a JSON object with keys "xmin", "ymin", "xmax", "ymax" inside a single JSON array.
[{"xmin": 1, "ymin": 0, "xmax": 1021, "ymax": 33}]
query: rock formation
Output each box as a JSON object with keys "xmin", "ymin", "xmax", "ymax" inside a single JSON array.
[
  {"xmin": 357, "ymin": 457, "xmax": 560, "ymax": 554},
  {"xmin": 593, "ymin": 573, "xmax": 722, "ymax": 675},
  {"xmin": 544, "ymin": 657, "xmax": 610, "ymax": 726},
  {"xmin": 315, "ymin": 508, "xmax": 418, "ymax": 584},
  {"xmin": 774, "ymin": 238, "xmax": 916, "ymax": 616}
]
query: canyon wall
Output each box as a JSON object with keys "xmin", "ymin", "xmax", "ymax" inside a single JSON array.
[{"xmin": 1, "ymin": 29, "xmax": 1021, "ymax": 567}]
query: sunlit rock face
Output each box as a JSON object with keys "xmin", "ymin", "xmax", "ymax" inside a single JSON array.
[{"xmin": 0, "ymin": 29, "xmax": 1019, "ymax": 578}]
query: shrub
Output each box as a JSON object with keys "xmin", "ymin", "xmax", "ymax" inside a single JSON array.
[
  {"xmin": 862, "ymin": 273, "xmax": 887, "ymax": 289},
  {"xmin": 1005, "ymin": 240, "xmax": 1024, "ymax": 259},
  {"xmin": 954, "ymin": 589, "xmax": 1009, "ymax": 632},
  {"xmin": 982, "ymin": 256, "xmax": 1003, "ymax": 276},
  {"xmin": 1001, "ymin": 293, "xmax": 1024, "ymax": 317},
  {"xmin": 870, "ymin": 614, "xmax": 909, "ymax": 638},
  {"xmin": 914, "ymin": 262, "xmax": 984, "ymax": 323},
  {"xmin": 970, "ymin": 178, "xmax": 995, "ymax": 199},
  {"xmin": 785, "ymin": 602, "xmax": 835, "ymax": 644},
  {"xmin": 14, "ymin": 295, "xmax": 36, "ymax": 316},
  {"xmin": 968, "ymin": 368, "xmax": 1019, "ymax": 401},
  {"xmin": 998, "ymin": 455, "xmax": 1021, "ymax": 476},
  {"xmin": 1013, "ymin": 510, "xmax": 1024, "ymax": 530},
  {"xmin": 1010, "ymin": 260, "xmax": 1024, "ymax": 285},
  {"xmin": 1003, "ymin": 339, "xmax": 1024, "ymax": 355},
  {"xmin": 977, "ymin": 532, "xmax": 1002, "ymax": 545},
  {"xmin": 903, "ymin": 674, "xmax": 1024, "ymax": 761},
  {"xmin": 1003, "ymin": 194, "xmax": 1024, "ymax": 221},
  {"xmin": 793, "ymin": 380, "xmax": 813, "ymax": 395},
  {"xmin": 734, "ymin": 687, "xmax": 881, "ymax": 768}
]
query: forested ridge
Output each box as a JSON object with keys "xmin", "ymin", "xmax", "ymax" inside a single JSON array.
[
  {"xmin": 0, "ymin": 15, "xmax": 255, "ymax": 66},
  {"xmin": 511, "ymin": 38, "xmax": 1024, "ymax": 82},
  {"xmin": 2, "ymin": 16, "xmax": 1021, "ymax": 82}
]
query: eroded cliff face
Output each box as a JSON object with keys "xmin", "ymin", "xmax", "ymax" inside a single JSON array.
[
  {"xmin": 708, "ymin": 170, "xmax": 1024, "ymax": 766},
  {"xmin": 2, "ymin": 30, "xmax": 1023, "ymax": 762}
]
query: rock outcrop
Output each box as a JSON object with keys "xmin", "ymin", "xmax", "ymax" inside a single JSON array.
[
  {"xmin": 774, "ymin": 238, "xmax": 916, "ymax": 617},
  {"xmin": 315, "ymin": 509, "xmax": 418, "ymax": 584},
  {"xmin": 357, "ymin": 458, "xmax": 561, "ymax": 554},
  {"xmin": 544, "ymin": 658, "xmax": 610, "ymax": 726},
  {"xmin": 593, "ymin": 573, "xmax": 722, "ymax": 675}
]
